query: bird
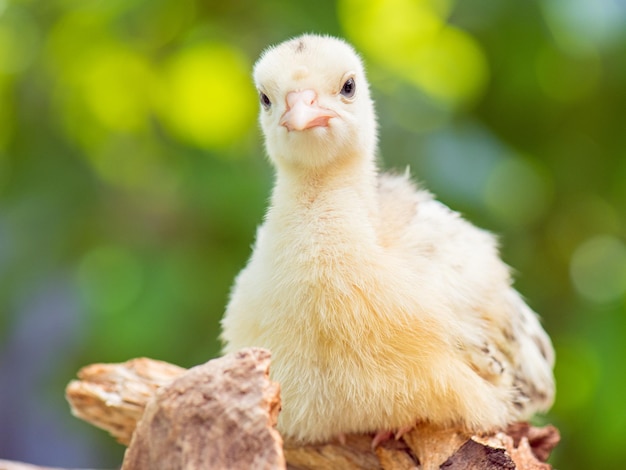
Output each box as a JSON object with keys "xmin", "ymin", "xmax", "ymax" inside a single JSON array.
[{"xmin": 220, "ymin": 33, "xmax": 555, "ymax": 453}]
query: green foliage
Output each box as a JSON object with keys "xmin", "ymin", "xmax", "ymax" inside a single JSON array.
[{"xmin": 1, "ymin": 0, "xmax": 625, "ymax": 467}]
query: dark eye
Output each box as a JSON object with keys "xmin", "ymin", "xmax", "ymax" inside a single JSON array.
[
  {"xmin": 340, "ymin": 77, "xmax": 355, "ymax": 98},
  {"xmin": 259, "ymin": 91, "xmax": 271, "ymax": 110}
]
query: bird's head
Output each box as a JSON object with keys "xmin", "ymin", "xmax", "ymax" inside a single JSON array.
[{"xmin": 253, "ymin": 34, "xmax": 377, "ymax": 171}]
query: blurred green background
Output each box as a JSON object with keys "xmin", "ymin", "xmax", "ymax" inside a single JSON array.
[{"xmin": 1, "ymin": 0, "xmax": 625, "ymax": 468}]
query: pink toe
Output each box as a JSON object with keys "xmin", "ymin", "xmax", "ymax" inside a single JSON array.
[{"xmin": 371, "ymin": 430, "xmax": 394, "ymax": 448}]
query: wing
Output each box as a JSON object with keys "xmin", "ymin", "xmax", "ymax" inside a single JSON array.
[
  {"xmin": 463, "ymin": 288, "xmax": 555, "ymax": 418},
  {"xmin": 376, "ymin": 171, "xmax": 555, "ymax": 419}
]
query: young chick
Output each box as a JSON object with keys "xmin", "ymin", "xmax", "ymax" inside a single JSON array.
[{"xmin": 221, "ymin": 34, "xmax": 555, "ymax": 447}]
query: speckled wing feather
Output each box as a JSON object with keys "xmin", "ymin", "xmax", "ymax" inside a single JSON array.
[{"xmin": 376, "ymin": 172, "xmax": 555, "ymax": 420}]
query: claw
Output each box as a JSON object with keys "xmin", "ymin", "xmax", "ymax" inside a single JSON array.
[
  {"xmin": 371, "ymin": 430, "xmax": 394, "ymax": 449},
  {"xmin": 371, "ymin": 425, "xmax": 415, "ymax": 448},
  {"xmin": 395, "ymin": 425, "xmax": 413, "ymax": 440}
]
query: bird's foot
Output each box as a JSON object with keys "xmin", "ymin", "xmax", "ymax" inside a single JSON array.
[
  {"xmin": 394, "ymin": 425, "xmax": 413, "ymax": 440},
  {"xmin": 371, "ymin": 425, "xmax": 414, "ymax": 449},
  {"xmin": 371, "ymin": 430, "xmax": 394, "ymax": 449}
]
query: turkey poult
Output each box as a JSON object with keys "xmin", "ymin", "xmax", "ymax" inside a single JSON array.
[{"xmin": 221, "ymin": 34, "xmax": 555, "ymax": 448}]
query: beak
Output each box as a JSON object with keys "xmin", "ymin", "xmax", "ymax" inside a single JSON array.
[{"xmin": 280, "ymin": 90, "xmax": 337, "ymax": 131}]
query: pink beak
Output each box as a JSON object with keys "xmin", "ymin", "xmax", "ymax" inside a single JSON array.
[{"xmin": 280, "ymin": 90, "xmax": 337, "ymax": 131}]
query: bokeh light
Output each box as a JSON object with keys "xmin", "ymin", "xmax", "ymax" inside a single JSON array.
[
  {"xmin": 418, "ymin": 123, "xmax": 502, "ymax": 209},
  {"xmin": 339, "ymin": 0, "xmax": 488, "ymax": 107},
  {"xmin": 570, "ymin": 235, "xmax": 626, "ymax": 304},
  {"xmin": 542, "ymin": 0, "xmax": 626, "ymax": 54},
  {"xmin": 483, "ymin": 156, "xmax": 553, "ymax": 228},
  {"xmin": 78, "ymin": 46, "xmax": 156, "ymax": 134},
  {"xmin": 0, "ymin": 4, "xmax": 39, "ymax": 75},
  {"xmin": 159, "ymin": 43, "xmax": 257, "ymax": 150}
]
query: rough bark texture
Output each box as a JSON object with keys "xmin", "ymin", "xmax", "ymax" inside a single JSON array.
[
  {"xmin": 66, "ymin": 357, "xmax": 186, "ymax": 445},
  {"xmin": 284, "ymin": 434, "xmax": 383, "ymax": 469},
  {"xmin": 62, "ymin": 352, "xmax": 560, "ymax": 470},
  {"xmin": 121, "ymin": 348, "xmax": 284, "ymax": 470},
  {"xmin": 441, "ymin": 439, "xmax": 515, "ymax": 470},
  {"xmin": 402, "ymin": 424, "xmax": 470, "ymax": 470},
  {"xmin": 502, "ymin": 423, "xmax": 560, "ymax": 464}
]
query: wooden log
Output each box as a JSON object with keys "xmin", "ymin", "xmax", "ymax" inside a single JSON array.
[
  {"xmin": 65, "ymin": 357, "xmax": 186, "ymax": 445},
  {"xmin": 63, "ymin": 350, "xmax": 559, "ymax": 470},
  {"xmin": 121, "ymin": 348, "xmax": 284, "ymax": 470}
]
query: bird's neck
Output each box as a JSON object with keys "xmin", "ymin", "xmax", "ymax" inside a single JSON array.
[{"xmin": 270, "ymin": 151, "xmax": 379, "ymax": 222}]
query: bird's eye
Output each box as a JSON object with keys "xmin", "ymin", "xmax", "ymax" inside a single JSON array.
[
  {"xmin": 340, "ymin": 78, "xmax": 356, "ymax": 98},
  {"xmin": 259, "ymin": 92, "xmax": 272, "ymax": 110}
]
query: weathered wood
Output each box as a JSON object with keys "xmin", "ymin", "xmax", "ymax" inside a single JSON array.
[
  {"xmin": 121, "ymin": 348, "xmax": 284, "ymax": 470},
  {"xmin": 63, "ymin": 352, "xmax": 559, "ymax": 470},
  {"xmin": 403, "ymin": 424, "xmax": 470, "ymax": 470},
  {"xmin": 503, "ymin": 423, "xmax": 560, "ymax": 463},
  {"xmin": 375, "ymin": 439, "xmax": 419, "ymax": 470},
  {"xmin": 441, "ymin": 439, "xmax": 515, "ymax": 470},
  {"xmin": 66, "ymin": 357, "xmax": 186, "ymax": 445},
  {"xmin": 472, "ymin": 432, "xmax": 552, "ymax": 470},
  {"xmin": 284, "ymin": 434, "xmax": 382, "ymax": 470}
]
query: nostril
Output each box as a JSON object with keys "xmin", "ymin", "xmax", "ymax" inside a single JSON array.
[{"xmin": 286, "ymin": 89, "xmax": 317, "ymax": 109}]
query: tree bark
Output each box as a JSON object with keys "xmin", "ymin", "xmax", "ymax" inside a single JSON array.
[{"xmin": 120, "ymin": 348, "xmax": 284, "ymax": 470}]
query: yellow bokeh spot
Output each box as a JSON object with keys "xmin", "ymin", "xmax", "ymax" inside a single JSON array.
[
  {"xmin": 338, "ymin": 0, "xmax": 488, "ymax": 106},
  {"xmin": 47, "ymin": 12, "xmax": 157, "ymax": 136},
  {"xmin": 80, "ymin": 45, "xmax": 157, "ymax": 133},
  {"xmin": 340, "ymin": 0, "xmax": 443, "ymax": 67},
  {"xmin": 159, "ymin": 43, "xmax": 256, "ymax": 150},
  {"xmin": 412, "ymin": 26, "xmax": 488, "ymax": 104}
]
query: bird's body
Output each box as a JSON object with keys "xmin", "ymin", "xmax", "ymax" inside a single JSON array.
[{"xmin": 221, "ymin": 34, "xmax": 554, "ymax": 444}]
